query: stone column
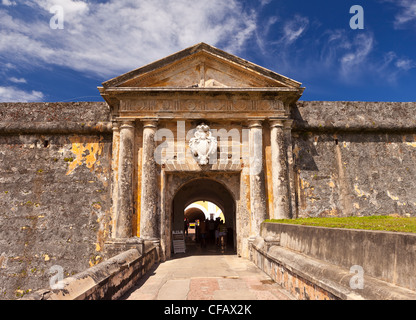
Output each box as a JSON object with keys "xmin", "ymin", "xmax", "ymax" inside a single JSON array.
[
  {"xmin": 248, "ymin": 120, "xmax": 268, "ymax": 237},
  {"xmin": 270, "ymin": 119, "xmax": 290, "ymax": 219},
  {"xmin": 140, "ymin": 119, "xmax": 159, "ymax": 241},
  {"xmin": 284, "ymin": 120, "xmax": 295, "ymax": 218},
  {"xmin": 111, "ymin": 122, "xmax": 120, "ymax": 238},
  {"xmin": 114, "ymin": 120, "xmax": 135, "ymax": 239}
]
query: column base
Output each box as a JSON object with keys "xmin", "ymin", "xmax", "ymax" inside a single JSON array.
[
  {"xmin": 104, "ymin": 237, "xmax": 144, "ymax": 259},
  {"xmin": 104, "ymin": 237, "xmax": 162, "ymax": 260},
  {"xmin": 140, "ymin": 237, "xmax": 161, "ymax": 258}
]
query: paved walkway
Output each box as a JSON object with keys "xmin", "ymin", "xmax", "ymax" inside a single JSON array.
[{"xmin": 121, "ymin": 240, "xmax": 294, "ymax": 300}]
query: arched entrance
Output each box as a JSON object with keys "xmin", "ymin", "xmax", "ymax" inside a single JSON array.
[
  {"xmin": 184, "ymin": 205, "xmax": 206, "ymax": 223},
  {"xmin": 171, "ymin": 178, "xmax": 236, "ymax": 254}
]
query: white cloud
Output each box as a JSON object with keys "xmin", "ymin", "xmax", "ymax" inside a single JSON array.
[
  {"xmin": 9, "ymin": 77, "xmax": 27, "ymax": 84},
  {"xmin": 0, "ymin": 86, "xmax": 44, "ymax": 102},
  {"xmin": 2, "ymin": 0, "xmax": 16, "ymax": 6},
  {"xmin": 36, "ymin": 0, "xmax": 88, "ymax": 14},
  {"xmin": 394, "ymin": 0, "xmax": 416, "ymax": 27},
  {"xmin": 0, "ymin": 0, "xmax": 259, "ymax": 78},
  {"xmin": 395, "ymin": 58, "xmax": 415, "ymax": 71},
  {"xmin": 282, "ymin": 15, "xmax": 309, "ymax": 44},
  {"xmin": 340, "ymin": 33, "xmax": 374, "ymax": 76}
]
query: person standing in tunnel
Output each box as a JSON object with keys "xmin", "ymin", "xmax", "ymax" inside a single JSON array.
[
  {"xmin": 184, "ymin": 218, "xmax": 189, "ymax": 236},
  {"xmin": 208, "ymin": 217, "xmax": 215, "ymax": 244},
  {"xmin": 199, "ymin": 219, "xmax": 207, "ymax": 248}
]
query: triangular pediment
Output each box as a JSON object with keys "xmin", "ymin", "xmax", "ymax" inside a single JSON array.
[{"xmin": 102, "ymin": 43, "xmax": 302, "ymax": 89}]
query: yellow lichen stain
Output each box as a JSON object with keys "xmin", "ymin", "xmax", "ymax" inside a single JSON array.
[
  {"xmin": 387, "ymin": 191, "xmax": 399, "ymax": 201},
  {"xmin": 89, "ymin": 255, "xmax": 102, "ymax": 267},
  {"xmin": 92, "ymin": 202, "xmax": 102, "ymax": 210},
  {"xmin": 265, "ymin": 145, "xmax": 274, "ymax": 218},
  {"xmin": 328, "ymin": 208, "xmax": 339, "ymax": 216},
  {"xmin": 405, "ymin": 142, "xmax": 416, "ymax": 148},
  {"xmin": 354, "ymin": 185, "xmax": 369, "ymax": 198},
  {"xmin": 66, "ymin": 136, "xmax": 104, "ymax": 175},
  {"xmin": 300, "ymin": 179, "xmax": 310, "ymax": 190}
]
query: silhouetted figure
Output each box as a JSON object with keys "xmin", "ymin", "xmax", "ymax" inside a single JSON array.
[
  {"xmin": 199, "ymin": 219, "xmax": 207, "ymax": 248},
  {"xmin": 208, "ymin": 217, "xmax": 215, "ymax": 244},
  {"xmin": 218, "ymin": 221, "xmax": 227, "ymax": 249},
  {"xmin": 184, "ymin": 218, "xmax": 189, "ymax": 236}
]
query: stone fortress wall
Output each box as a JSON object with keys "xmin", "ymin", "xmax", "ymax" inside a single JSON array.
[
  {"xmin": 292, "ymin": 101, "xmax": 416, "ymax": 218},
  {"xmin": 0, "ymin": 100, "xmax": 415, "ymax": 299},
  {"xmin": 0, "ymin": 102, "xmax": 113, "ymax": 300}
]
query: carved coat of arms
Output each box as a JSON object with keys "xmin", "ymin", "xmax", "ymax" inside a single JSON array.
[{"xmin": 189, "ymin": 123, "xmax": 217, "ymax": 165}]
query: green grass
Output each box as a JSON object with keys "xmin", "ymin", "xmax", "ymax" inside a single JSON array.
[{"xmin": 265, "ymin": 215, "xmax": 416, "ymax": 234}]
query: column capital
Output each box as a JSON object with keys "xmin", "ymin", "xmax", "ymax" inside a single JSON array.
[
  {"xmin": 141, "ymin": 118, "xmax": 158, "ymax": 129},
  {"xmin": 117, "ymin": 119, "xmax": 135, "ymax": 129},
  {"xmin": 269, "ymin": 118, "xmax": 293, "ymax": 130},
  {"xmin": 247, "ymin": 119, "xmax": 264, "ymax": 129},
  {"xmin": 269, "ymin": 119, "xmax": 285, "ymax": 129}
]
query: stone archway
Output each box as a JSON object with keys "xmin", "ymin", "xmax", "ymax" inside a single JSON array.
[
  {"xmin": 184, "ymin": 206, "xmax": 206, "ymax": 223},
  {"xmin": 162, "ymin": 175, "xmax": 239, "ymax": 259},
  {"xmin": 172, "ymin": 178, "xmax": 236, "ymax": 251}
]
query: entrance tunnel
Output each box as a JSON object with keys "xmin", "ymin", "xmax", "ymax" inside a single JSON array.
[{"xmin": 172, "ymin": 178, "xmax": 236, "ymax": 252}]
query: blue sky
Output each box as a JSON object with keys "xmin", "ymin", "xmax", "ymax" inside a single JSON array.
[{"xmin": 0, "ymin": 0, "xmax": 415, "ymax": 102}]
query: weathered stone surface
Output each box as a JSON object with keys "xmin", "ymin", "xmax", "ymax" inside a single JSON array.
[
  {"xmin": 251, "ymin": 223, "xmax": 416, "ymax": 299},
  {"xmin": 0, "ymin": 104, "xmax": 112, "ymax": 300},
  {"xmin": 261, "ymin": 222, "xmax": 416, "ymax": 290},
  {"xmin": 292, "ymin": 131, "xmax": 416, "ymax": 218},
  {"xmin": 0, "ymin": 102, "xmax": 110, "ymax": 123},
  {"xmin": 22, "ymin": 245, "xmax": 158, "ymax": 300},
  {"xmin": 292, "ymin": 101, "xmax": 416, "ymax": 132}
]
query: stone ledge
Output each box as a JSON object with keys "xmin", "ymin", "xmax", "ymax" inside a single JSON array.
[
  {"xmin": 293, "ymin": 101, "xmax": 416, "ymax": 133},
  {"xmin": 103, "ymin": 237, "xmax": 145, "ymax": 258},
  {"xmin": 251, "ymin": 238, "xmax": 416, "ymax": 300},
  {"xmin": 0, "ymin": 121, "xmax": 113, "ymax": 135},
  {"xmin": 261, "ymin": 223, "xmax": 416, "ymax": 290},
  {"xmin": 21, "ymin": 245, "xmax": 159, "ymax": 300},
  {"xmin": 292, "ymin": 123, "xmax": 416, "ymax": 133}
]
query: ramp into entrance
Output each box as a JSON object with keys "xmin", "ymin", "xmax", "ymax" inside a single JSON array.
[{"xmin": 120, "ymin": 242, "xmax": 294, "ymax": 300}]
